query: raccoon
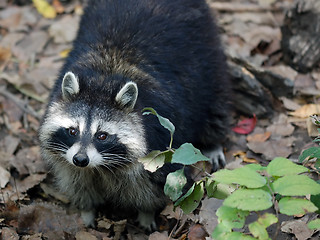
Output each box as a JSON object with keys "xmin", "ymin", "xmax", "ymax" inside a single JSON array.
[{"xmin": 39, "ymin": 0, "xmax": 230, "ymax": 229}]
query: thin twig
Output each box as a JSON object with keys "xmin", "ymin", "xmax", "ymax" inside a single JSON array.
[
  {"xmin": 168, "ymin": 208, "xmax": 184, "ymax": 239},
  {"xmin": 0, "ymin": 86, "xmax": 41, "ymax": 120}
]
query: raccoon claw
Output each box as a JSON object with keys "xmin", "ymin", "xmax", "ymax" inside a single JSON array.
[
  {"xmin": 203, "ymin": 145, "xmax": 226, "ymax": 172},
  {"xmin": 81, "ymin": 210, "xmax": 96, "ymax": 228},
  {"xmin": 137, "ymin": 211, "xmax": 157, "ymax": 232}
]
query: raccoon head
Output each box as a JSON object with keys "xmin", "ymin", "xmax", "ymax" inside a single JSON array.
[{"xmin": 39, "ymin": 71, "xmax": 146, "ymax": 170}]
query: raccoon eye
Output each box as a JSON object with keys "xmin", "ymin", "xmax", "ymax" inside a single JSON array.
[
  {"xmin": 97, "ymin": 132, "xmax": 107, "ymax": 141},
  {"xmin": 68, "ymin": 127, "xmax": 78, "ymax": 136}
]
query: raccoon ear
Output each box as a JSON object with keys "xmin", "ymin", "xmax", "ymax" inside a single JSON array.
[
  {"xmin": 62, "ymin": 72, "xmax": 80, "ymax": 100},
  {"xmin": 115, "ymin": 82, "xmax": 138, "ymax": 110}
]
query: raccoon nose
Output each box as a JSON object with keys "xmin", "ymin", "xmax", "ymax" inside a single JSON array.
[{"xmin": 73, "ymin": 153, "xmax": 89, "ymax": 167}]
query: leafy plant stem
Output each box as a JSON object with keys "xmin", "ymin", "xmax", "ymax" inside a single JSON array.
[
  {"xmin": 266, "ymin": 176, "xmax": 280, "ymax": 240},
  {"xmin": 191, "ymin": 164, "xmax": 212, "ymax": 178},
  {"xmin": 169, "ymin": 134, "xmax": 173, "ymax": 149}
]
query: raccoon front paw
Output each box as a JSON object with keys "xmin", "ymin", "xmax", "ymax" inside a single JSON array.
[
  {"xmin": 203, "ymin": 145, "xmax": 226, "ymax": 172},
  {"xmin": 81, "ymin": 210, "xmax": 96, "ymax": 228},
  {"xmin": 137, "ymin": 211, "xmax": 157, "ymax": 231}
]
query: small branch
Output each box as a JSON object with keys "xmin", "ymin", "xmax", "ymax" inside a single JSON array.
[{"xmin": 0, "ymin": 86, "xmax": 41, "ymax": 121}]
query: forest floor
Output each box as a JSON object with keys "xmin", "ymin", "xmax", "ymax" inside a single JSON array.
[{"xmin": 0, "ymin": 0, "xmax": 319, "ymax": 239}]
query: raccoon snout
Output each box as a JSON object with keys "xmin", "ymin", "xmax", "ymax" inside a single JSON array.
[{"xmin": 73, "ymin": 153, "xmax": 89, "ymax": 167}]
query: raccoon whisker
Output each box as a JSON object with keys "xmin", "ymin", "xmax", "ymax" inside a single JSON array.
[
  {"xmin": 93, "ymin": 165, "xmax": 116, "ymax": 178},
  {"xmin": 99, "ymin": 149, "xmax": 126, "ymax": 156},
  {"xmin": 100, "ymin": 153, "xmax": 131, "ymax": 161},
  {"xmin": 100, "ymin": 154, "xmax": 128, "ymax": 160},
  {"xmin": 47, "ymin": 141, "xmax": 69, "ymax": 153},
  {"xmin": 46, "ymin": 146, "xmax": 67, "ymax": 153},
  {"xmin": 99, "ymin": 151, "xmax": 126, "ymax": 156},
  {"xmin": 98, "ymin": 163, "xmax": 119, "ymax": 176},
  {"xmin": 48, "ymin": 141, "xmax": 69, "ymax": 149},
  {"xmin": 101, "ymin": 156, "xmax": 133, "ymax": 164}
]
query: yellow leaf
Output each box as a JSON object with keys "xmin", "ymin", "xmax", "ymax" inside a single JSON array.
[
  {"xmin": 32, "ymin": 0, "xmax": 57, "ymax": 19},
  {"xmin": 59, "ymin": 49, "xmax": 71, "ymax": 58},
  {"xmin": 289, "ymin": 104, "xmax": 320, "ymax": 118}
]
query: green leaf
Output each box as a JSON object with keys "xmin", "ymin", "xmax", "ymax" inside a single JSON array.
[
  {"xmin": 315, "ymin": 159, "xmax": 320, "ymax": 170},
  {"xmin": 163, "ymin": 150, "xmax": 173, "ymax": 163},
  {"xmin": 222, "ymin": 232, "xmax": 257, "ymax": 240},
  {"xmin": 257, "ymin": 213, "xmax": 278, "ymax": 227},
  {"xmin": 205, "ymin": 177, "xmax": 217, "ymax": 198},
  {"xmin": 211, "ymin": 183, "xmax": 235, "ymax": 199},
  {"xmin": 243, "ymin": 163, "xmax": 266, "ymax": 171},
  {"xmin": 171, "ymin": 143, "xmax": 209, "ymax": 165},
  {"xmin": 311, "ymin": 194, "xmax": 320, "ymax": 213},
  {"xmin": 178, "ymin": 182, "xmax": 204, "ymax": 214},
  {"xmin": 248, "ymin": 213, "xmax": 277, "ymax": 240},
  {"xmin": 212, "ymin": 222, "xmax": 231, "ymax": 239},
  {"xmin": 278, "ymin": 197, "xmax": 318, "ymax": 215},
  {"xmin": 267, "ymin": 157, "xmax": 308, "ymax": 176},
  {"xmin": 142, "ymin": 107, "xmax": 175, "ymax": 135},
  {"xmin": 248, "ymin": 221, "xmax": 269, "ymax": 240},
  {"xmin": 272, "ymin": 175, "xmax": 320, "ymax": 196},
  {"xmin": 223, "ymin": 189, "xmax": 273, "ymax": 211},
  {"xmin": 212, "ymin": 223, "xmax": 257, "ymax": 240},
  {"xmin": 299, "ymin": 147, "xmax": 320, "ymax": 163},
  {"xmin": 308, "ymin": 219, "xmax": 320, "ymax": 230},
  {"xmin": 138, "ymin": 150, "xmax": 166, "ymax": 172},
  {"xmin": 164, "ymin": 169, "xmax": 187, "ymax": 201},
  {"xmin": 174, "ymin": 183, "xmax": 194, "ymax": 206},
  {"xmin": 216, "ymin": 206, "xmax": 249, "ymax": 229},
  {"xmin": 214, "ymin": 167, "xmax": 266, "ymax": 188}
]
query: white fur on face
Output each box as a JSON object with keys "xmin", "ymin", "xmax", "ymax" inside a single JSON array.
[
  {"xmin": 65, "ymin": 143, "xmax": 81, "ymax": 165},
  {"xmin": 87, "ymin": 145, "xmax": 104, "ymax": 167}
]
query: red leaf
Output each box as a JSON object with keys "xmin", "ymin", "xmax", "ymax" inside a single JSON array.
[{"xmin": 232, "ymin": 114, "xmax": 257, "ymax": 135}]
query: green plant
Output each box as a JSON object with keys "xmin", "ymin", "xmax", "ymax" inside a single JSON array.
[
  {"xmin": 299, "ymin": 114, "xmax": 320, "ymax": 173},
  {"xmin": 139, "ymin": 108, "xmax": 320, "ymax": 239}
]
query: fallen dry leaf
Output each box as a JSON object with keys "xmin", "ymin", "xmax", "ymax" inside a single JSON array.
[
  {"xmin": 188, "ymin": 224, "xmax": 208, "ymax": 240},
  {"xmin": 199, "ymin": 197, "xmax": 223, "ymax": 235},
  {"xmin": 16, "ymin": 173, "xmax": 47, "ymax": 194},
  {"xmin": 247, "ymin": 138, "xmax": 294, "ymax": 160},
  {"xmin": 266, "ymin": 123, "xmax": 295, "ymax": 137},
  {"xmin": 307, "ymin": 117, "xmax": 319, "ymax": 137},
  {"xmin": 290, "ymin": 104, "xmax": 320, "ymax": 118},
  {"xmin": 12, "ymin": 31, "xmax": 49, "ymax": 62},
  {"xmin": 0, "ymin": 135, "xmax": 20, "ymax": 155},
  {"xmin": 0, "ymin": 46, "xmax": 11, "ymax": 70},
  {"xmin": 279, "ymin": 97, "xmax": 301, "ymax": 111},
  {"xmin": 1, "ymin": 227, "xmax": 19, "ymax": 240},
  {"xmin": 113, "ymin": 219, "xmax": 127, "ymax": 240},
  {"xmin": 39, "ymin": 182, "xmax": 70, "ymax": 203},
  {"xmin": 52, "ymin": 0, "xmax": 64, "ymax": 14},
  {"xmin": 11, "ymin": 146, "xmax": 46, "ymax": 177},
  {"xmin": 49, "ymin": 15, "xmax": 80, "ymax": 44},
  {"xmin": 247, "ymin": 131, "xmax": 271, "ymax": 142},
  {"xmin": 32, "ymin": 0, "xmax": 56, "ymax": 19},
  {"xmin": 0, "ymin": 165, "xmax": 10, "ymax": 188},
  {"xmin": 281, "ymin": 219, "xmax": 315, "ymax": 240},
  {"xmin": 232, "ymin": 114, "xmax": 257, "ymax": 134},
  {"xmin": 264, "ymin": 65, "xmax": 298, "ymax": 81},
  {"xmin": 149, "ymin": 231, "xmax": 169, "ymax": 240},
  {"xmin": 233, "ymin": 151, "xmax": 258, "ymax": 163},
  {"xmin": 18, "ymin": 203, "xmax": 83, "ymax": 236},
  {"xmin": 75, "ymin": 231, "xmax": 98, "ymax": 240}
]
